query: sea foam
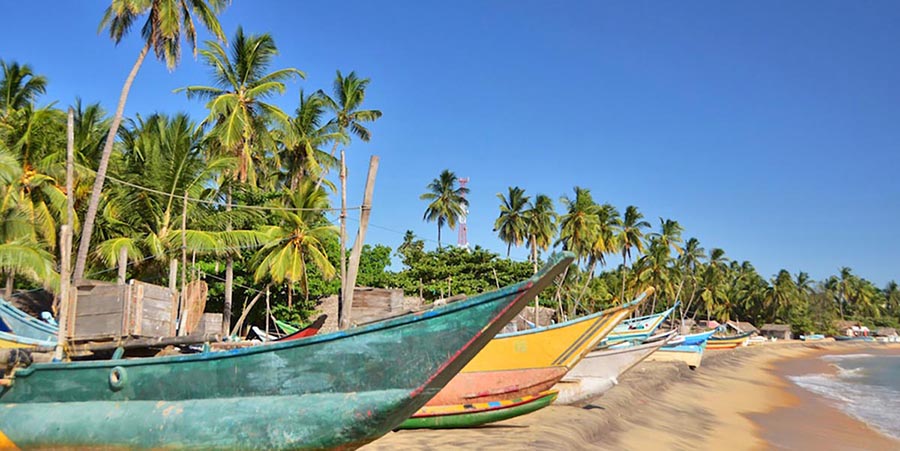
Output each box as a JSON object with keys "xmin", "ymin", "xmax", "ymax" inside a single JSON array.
[{"xmin": 789, "ymin": 356, "xmax": 900, "ymax": 440}]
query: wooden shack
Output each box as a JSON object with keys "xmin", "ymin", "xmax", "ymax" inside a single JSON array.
[
  {"xmin": 69, "ymin": 280, "xmax": 178, "ymax": 342},
  {"xmin": 760, "ymin": 324, "xmax": 792, "ymax": 340},
  {"xmin": 317, "ymin": 287, "xmax": 423, "ymax": 333}
]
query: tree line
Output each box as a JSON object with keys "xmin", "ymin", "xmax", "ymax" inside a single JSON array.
[
  {"xmin": 0, "ymin": 0, "xmax": 380, "ymax": 329},
  {"xmin": 415, "ymin": 172, "xmax": 900, "ymax": 334},
  {"xmin": 2, "ymin": 1, "xmax": 896, "ymax": 336}
]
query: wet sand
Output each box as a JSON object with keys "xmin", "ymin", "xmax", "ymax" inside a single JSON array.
[
  {"xmin": 752, "ymin": 346, "xmax": 900, "ymax": 450},
  {"xmin": 363, "ymin": 341, "xmax": 900, "ymax": 450}
]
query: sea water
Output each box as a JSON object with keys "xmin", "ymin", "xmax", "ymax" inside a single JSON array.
[{"xmin": 789, "ymin": 353, "xmax": 900, "ymax": 440}]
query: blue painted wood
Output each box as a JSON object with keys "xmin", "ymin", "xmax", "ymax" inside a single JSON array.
[{"xmin": 0, "ymin": 297, "xmax": 57, "ymax": 342}]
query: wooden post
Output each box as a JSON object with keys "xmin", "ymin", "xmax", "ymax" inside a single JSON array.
[
  {"xmin": 117, "ymin": 246, "xmax": 128, "ymax": 285},
  {"xmin": 265, "ymin": 287, "xmax": 271, "ymax": 339},
  {"xmin": 169, "ymin": 259, "xmax": 178, "ymax": 293},
  {"xmin": 341, "ymin": 156, "xmax": 379, "ymax": 330},
  {"xmin": 54, "ymin": 225, "xmax": 73, "ymax": 360},
  {"xmin": 338, "ymin": 149, "xmax": 348, "ymax": 328},
  {"xmin": 179, "ymin": 192, "xmax": 187, "ymax": 335}
]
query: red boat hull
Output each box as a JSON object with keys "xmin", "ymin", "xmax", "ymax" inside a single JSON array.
[{"xmin": 425, "ymin": 366, "xmax": 568, "ymax": 406}]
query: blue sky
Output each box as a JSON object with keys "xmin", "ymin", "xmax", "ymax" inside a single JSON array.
[{"xmin": 1, "ymin": 1, "xmax": 898, "ymax": 285}]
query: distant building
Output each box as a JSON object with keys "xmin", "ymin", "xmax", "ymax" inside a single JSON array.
[
  {"xmin": 760, "ymin": 324, "xmax": 792, "ymax": 340},
  {"xmin": 875, "ymin": 327, "xmax": 898, "ymax": 338},
  {"xmin": 834, "ymin": 320, "xmax": 870, "ymax": 337}
]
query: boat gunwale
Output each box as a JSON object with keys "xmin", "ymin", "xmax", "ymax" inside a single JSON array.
[
  {"xmin": 617, "ymin": 302, "xmax": 679, "ymax": 326},
  {"xmin": 412, "ymin": 390, "xmax": 558, "ymax": 418},
  {"xmin": 587, "ymin": 336, "xmax": 671, "ymax": 359},
  {"xmin": 0, "ymin": 330, "xmax": 54, "ymax": 347},
  {"xmin": 495, "ymin": 294, "xmax": 645, "ymax": 339}
]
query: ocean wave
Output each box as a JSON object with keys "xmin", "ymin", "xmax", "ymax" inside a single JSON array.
[
  {"xmin": 828, "ymin": 364, "xmax": 866, "ymax": 379},
  {"xmin": 821, "ymin": 353, "xmax": 876, "ymax": 361},
  {"xmin": 789, "ymin": 373, "xmax": 900, "ymax": 440}
]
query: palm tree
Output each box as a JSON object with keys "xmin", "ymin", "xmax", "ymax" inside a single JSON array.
[
  {"xmin": 314, "ymin": 71, "xmax": 382, "ymax": 189},
  {"xmin": 279, "ymin": 90, "xmax": 344, "ymax": 190},
  {"xmin": 884, "ymin": 281, "xmax": 899, "ymax": 317},
  {"xmin": 96, "ymin": 113, "xmax": 257, "ymax": 276},
  {"xmin": 0, "ymin": 60, "xmax": 47, "ymax": 119},
  {"xmin": 674, "ymin": 237, "xmax": 705, "ymax": 320},
  {"xmin": 615, "ymin": 205, "xmax": 650, "ymax": 300},
  {"xmin": 494, "ymin": 186, "xmax": 530, "ymax": 257},
  {"xmin": 420, "ymin": 170, "xmax": 468, "ymax": 248},
  {"xmin": 650, "ymin": 218, "xmax": 684, "ymax": 256},
  {"xmin": 556, "ymin": 187, "xmax": 599, "ymax": 264},
  {"xmin": 251, "ymin": 181, "xmax": 338, "ymax": 303},
  {"xmin": 0, "ymin": 147, "xmax": 60, "ymax": 295},
  {"xmin": 838, "ymin": 266, "xmax": 852, "ymax": 320},
  {"xmin": 525, "ymin": 194, "xmax": 557, "ymax": 272},
  {"xmin": 75, "ymin": 0, "xmax": 229, "ymax": 281},
  {"xmin": 178, "ymin": 26, "xmax": 302, "ymax": 328},
  {"xmin": 178, "ymin": 27, "xmax": 304, "ymax": 185}
]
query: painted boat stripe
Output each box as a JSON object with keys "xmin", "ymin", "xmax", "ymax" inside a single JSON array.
[
  {"xmin": 558, "ymin": 308, "xmax": 637, "ymax": 365},
  {"xmin": 551, "ymin": 317, "xmax": 606, "ymax": 366},
  {"xmin": 0, "ymin": 429, "xmax": 18, "ymax": 450},
  {"xmin": 551, "ymin": 314, "xmax": 613, "ymax": 367}
]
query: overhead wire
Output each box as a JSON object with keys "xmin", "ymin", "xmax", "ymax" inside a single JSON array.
[{"xmin": 75, "ymin": 163, "xmax": 357, "ymax": 212}]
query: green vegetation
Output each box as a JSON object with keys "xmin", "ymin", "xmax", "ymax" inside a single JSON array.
[{"xmin": 0, "ymin": 2, "xmax": 896, "ymax": 338}]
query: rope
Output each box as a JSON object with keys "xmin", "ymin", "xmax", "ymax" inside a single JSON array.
[{"xmin": 76, "ymin": 163, "xmax": 356, "ymax": 212}]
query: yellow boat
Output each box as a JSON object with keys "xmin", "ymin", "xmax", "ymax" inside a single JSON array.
[
  {"xmin": 0, "ymin": 331, "xmax": 52, "ymax": 349},
  {"xmin": 461, "ymin": 288, "xmax": 652, "ymax": 373},
  {"xmin": 706, "ymin": 332, "xmax": 752, "ymax": 350}
]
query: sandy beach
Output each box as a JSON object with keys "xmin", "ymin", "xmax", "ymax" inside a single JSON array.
[{"xmin": 363, "ymin": 341, "xmax": 900, "ymax": 450}]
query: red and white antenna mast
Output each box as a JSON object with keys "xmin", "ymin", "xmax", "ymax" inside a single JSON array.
[{"xmin": 457, "ymin": 177, "xmax": 469, "ymax": 249}]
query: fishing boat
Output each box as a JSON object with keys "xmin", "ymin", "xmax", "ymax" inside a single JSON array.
[
  {"xmin": 0, "ymin": 297, "xmax": 57, "ymax": 342},
  {"xmin": 0, "ymin": 330, "xmax": 55, "ymax": 349},
  {"xmin": 276, "ymin": 315, "xmax": 326, "ymax": 341},
  {"xmin": 425, "ymin": 289, "xmax": 651, "ymax": 407},
  {"xmin": 834, "ymin": 335, "xmax": 874, "ymax": 342},
  {"xmin": 399, "ymin": 390, "xmax": 558, "ymax": 429},
  {"xmin": 603, "ymin": 302, "xmax": 677, "ymax": 344},
  {"xmin": 252, "ymin": 316, "xmax": 326, "ymax": 342},
  {"xmin": 0, "ymin": 254, "xmax": 572, "ymax": 449},
  {"xmin": 707, "ymin": 330, "xmax": 753, "ymax": 350},
  {"xmin": 645, "ymin": 330, "xmax": 714, "ymax": 369},
  {"xmin": 554, "ymin": 330, "xmax": 676, "ymax": 404}
]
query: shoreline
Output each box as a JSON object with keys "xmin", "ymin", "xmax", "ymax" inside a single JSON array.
[
  {"xmin": 752, "ymin": 345, "xmax": 900, "ymax": 450},
  {"xmin": 363, "ymin": 341, "xmax": 900, "ymax": 450}
]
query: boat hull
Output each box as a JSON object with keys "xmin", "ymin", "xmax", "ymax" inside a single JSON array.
[
  {"xmin": 603, "ymin": 304, "xmax": 676, "ymax": 344},
  {"xmin": 0, "ymin": 254, "xmax": 573, "ymax": 449},
  {"xmin": 463, "ymin": 297, "xmax": 641, "ymax": 372},
  {"xmin": 646, "ymin": 342, "xmax": 707, "ymax": 369},
  {"xmin": 0, "ymin": 298, "xmax": 57, "ymax": 342},
  {"xmin": 708, "ymin": 331, "xmax": 752, "ymax": 350},
  {"xmin": 426, "ymin": 366, "xmax": 567, "ymax": 406},
  {"xmin": 0, "ymin": 391, "xmax": 410, "ymax": 450},
  {"xmin": 554, "ymin": 338, "xmax": 668, "ymax": 404},
  {"xmin": 0, "ymin": 330, "xmax": 53, "ymax": 349},
  {"xmin": 399, "ymin": 390, "xmax": 558, "ymax": 429}
]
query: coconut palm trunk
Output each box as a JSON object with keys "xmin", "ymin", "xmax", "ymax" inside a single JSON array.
[
  {"xmin": 223, "ymin": 187, "xmax": 234, "ymax": 333},
  {"xmin": 73, "ymin": 43, "xmax": 150, "ymax": 280},
  {"xmin": 4, "ymin": 271, "xmax": 13, "ymax": 299}
]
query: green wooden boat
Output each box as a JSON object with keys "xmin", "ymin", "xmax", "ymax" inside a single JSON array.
[
  {"xmin": 0, "ymin": 253, "xmax": 573, "ymax": 450},
  {"xmin": 398, "ymin": 390, "xmax": 558, "ymax": 429}
]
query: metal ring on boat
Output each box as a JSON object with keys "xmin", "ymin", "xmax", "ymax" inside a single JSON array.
[{"xmin": 109, "ymin": 366, "xmax": 127, "ymax": 391}]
